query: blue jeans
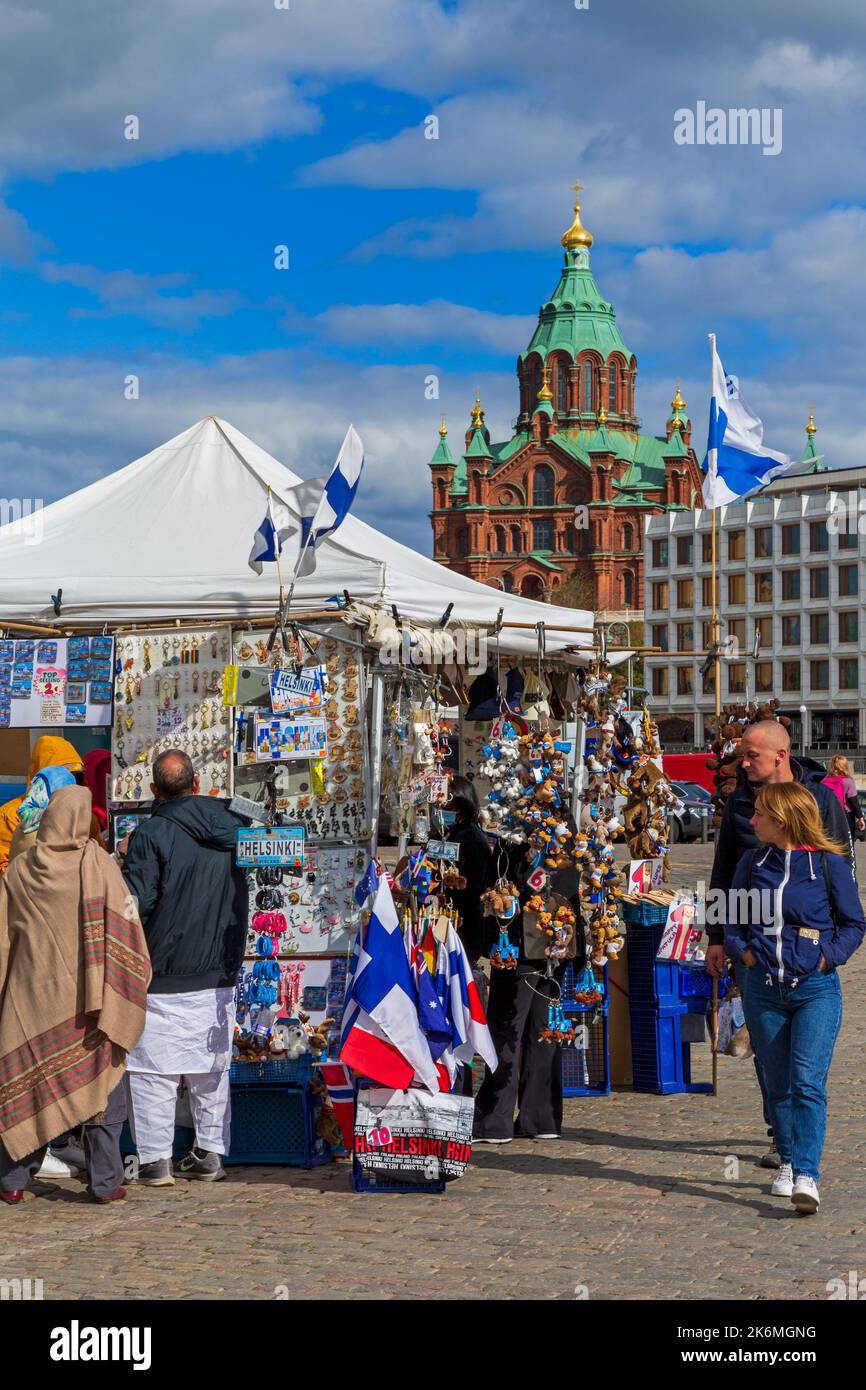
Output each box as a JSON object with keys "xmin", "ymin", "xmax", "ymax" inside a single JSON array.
[{"xmin": 740, "ymin": 966, "xmax": 843, "ymax": 1182}]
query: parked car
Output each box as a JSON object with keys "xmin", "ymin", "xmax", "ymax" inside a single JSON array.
[{"xmin": 667, "ymin": 781, "xmax": 714, "ymax": 844}]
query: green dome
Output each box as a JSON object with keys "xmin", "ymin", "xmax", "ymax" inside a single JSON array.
[{"xmin": 521, "ymin": 247, "xmax": 631, "ymax": 364}]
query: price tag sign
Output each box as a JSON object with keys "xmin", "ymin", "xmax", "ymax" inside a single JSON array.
[{"xmin": 235, "ymin": 825, "xmax": 306, "ymax": 869}]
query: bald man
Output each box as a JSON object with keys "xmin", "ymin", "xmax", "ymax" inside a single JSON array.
[{"xmin": 707, "ymin": 718, "xmax": 854, "ymax": 1166}]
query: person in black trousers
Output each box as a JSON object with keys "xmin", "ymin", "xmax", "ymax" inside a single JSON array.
[
  {"xmin": 444, "ymin": 778, "xmax": 494, "ymax": 1097},
  {"xmin": 473, "ymin": 850, "xmax": 579, "ymax": 1142}
]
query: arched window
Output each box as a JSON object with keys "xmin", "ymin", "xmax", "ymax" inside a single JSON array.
[
  {"xmin": 521, "ymin": 575, "xmax": 545, "ymax": 600},
  {"xmin": 608, "ymin": 362, "xmax": 618, "ymax": 412},
  {"xmin": 532, "ymin": 465, "xmax": 555, "ymax": 507},
  {"xmin": 495, "ymin": 525, "xmax": 506, "ymax": 554},
  {"xmin": 622, "ymin": 523, "xmax": 634, "ymax": 552},
  {"xmin": 582, "ymin": 361, "xmax": 594, "ymax": 412},
  {"xmin": 527, "ymin": 358, "xmax": 541, "ymax": 404},
  {"xmin": 556, "ymin": 359, "xmax": 568, "ymax": 413},
  {"xmin": 511, "ymin": 525, "xmax": 523, "ymax": 553},
  {"xmin": 623, "ymin": 570, "xmax": 634, "ymax": 606},
  {"xmin": 503, "ymin": 573, "xmax": 514, "ymax": 593},
  {"xmin": 457, "ymin": 527, "xmax": 468, "ymax": 557},
  {"xmin": 533, "ymin": 518, "xmax": 553, "ymax": 551}
]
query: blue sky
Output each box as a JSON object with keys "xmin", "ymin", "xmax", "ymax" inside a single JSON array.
[{"xmin": 1, "ymin": 0, "xmax": 864, "ymax": 552}]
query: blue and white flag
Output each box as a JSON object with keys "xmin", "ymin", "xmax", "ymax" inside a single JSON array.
[
  {"xmin": 339, "ymin": 871, "xmax": 439, "ymax": 1094},
  {"xmin": 703, "ymin": 335, "xmax": 802, "ymax": 509},
  {"xmin": 354, "ymin": 857, "xmax": 380, "ymax": 909},
  {"xmin": 248, "ymin": 492, "xmax": 291, "ymax": 575},
  {"xmin": 434, "ymin": 926, "xmax": 498, "ymax": 1083},
  {"xmin": 289, "ymin": 424, "xmax": 364, "ymax": 578}
]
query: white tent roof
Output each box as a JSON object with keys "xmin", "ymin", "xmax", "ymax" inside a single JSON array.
[{"xmin": 0, "ymin": 417, "xmax": 594, "ymax": 657}]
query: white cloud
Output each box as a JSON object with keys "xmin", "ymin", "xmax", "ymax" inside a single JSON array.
[
  {"xmin": 40, "ymin": 261, "xmax": 244, "ymax": 329},
  {"xmin": 294, "ymin": 298, "xmax": 534, "ymax": 354}
]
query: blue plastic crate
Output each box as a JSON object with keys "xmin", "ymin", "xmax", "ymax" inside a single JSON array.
[
  {"xmin": 561, "ymin": 1009, "xmax": 610, "ymax": 1097},
  {"xmin": 678, "ymin": 964, "xmax": 732, "ymax": 1000},
  {"xmin": 630, "ymin": 1003, "xmax": 690, "ymax": 1095},
  {"xmin": 225, "ymin": 1082, "xmax": 330, "ymax": 1166},
  {"xmin": 228, "ymin": 1054, "xmax": 314, "ymax": 1085},
  {"xmin": 622, "ymin": 900, "xmax": 670, "ymax": 927},
  {"xmin": 625, "ymin": 920, "xmax": 681, "ymax": 1006},
  {"xmin": 352, "ymin": 1153, "xmax": 446, "ymax": 1195}
]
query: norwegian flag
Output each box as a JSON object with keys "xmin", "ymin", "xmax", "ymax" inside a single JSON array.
[
  {"xmin": 317, "ymin": 1061, "xmax": 355, "ymax": 1151},
  {"xmin": 435, "ymin": 925, "xmax": 498, "ymax": 1086}
]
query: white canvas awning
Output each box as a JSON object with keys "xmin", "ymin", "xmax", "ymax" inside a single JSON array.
[{"xmin": 0, "ymin": 417, "xmax": 595, "ymax": 658}]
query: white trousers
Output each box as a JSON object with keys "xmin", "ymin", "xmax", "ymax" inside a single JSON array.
[{"xmin": 127, "ymin": 1070, "xmax": 232, "ymax": 1164}]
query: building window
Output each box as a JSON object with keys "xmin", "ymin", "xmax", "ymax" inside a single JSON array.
[
  {"xmin": 809, "ymin": 520, "xmax": 829, "ymax": 553},
  {"xmin": 532, "ymin": 465, "xmax": 555, "ymax": 507},
  {"xmin": 701, "ymin": 576, "xmax": 714, "ymax": 606},
  {"xmin": 676, "ymin": 666, "xmax": 694, "ymax": 696},
  {"xmin": 755, "ymin": 616, "xmax": 772, "ymax": 648},
  {"xmin": 838, "ymin": 529, "xmax": 857, "ymax": 551},
  {"xmin": 811, "ymin": 660, "xmax": 829, "ymax": 691},
  {"xmin": 728, "ymin": 529, "xmax": 745, "ymax": 561},
  {"xmin": 652, "ymin": 581, "xmax": 669, "ymax": 610},
  {"xmin": 810, "ymin": 567, "xmax": 829, "ymax": 599},
  {"xmin": 532, "ymin": 518, "xmax": 553, "ymax": 551},
  {"xmin": 781, "ymin": 522, "xmax": 800, "ymax": 555},
  {"xmin": 608, "ymin": 363, "xmax": 617, "ymax": 412},
  {"xmin": 782, "ymin": 661, "xmax": 801, "ymax": 692},
  {"xmin": 701, "ymin": 533, "xmax": 713, "ymax": 563},
  {"xmin": 839, "ymin": 563, "xmax": 859, "ymax": 597},
  {"xmin": 652, "ymin": 538, "xmax": 668, "ymax": 567},
  {"xmin": 651, "ymin": 623, "xmax": 669, "ymax": 652},
  {"xmin": 754, "ymin": 525, "xmax": 773, "ymax": 559},
  {"xmin": 582, "ymin": 361, "xmax": 594, "ymax": 412},
  {"xmin": 623, "ymin": 571, "xmax": 634, "ymax": 606},
  {"xmin": 728, "ymin": 663, "xmax": 746, "ymax": 694},
  {"xmin": 839, "ymin": 658, "xmax": 859, "ymax": 691},
  {"xmin": 676, "ymin": 535, "xmax": 693, "ymax": 565},
  {"xmin": 503, "ymin": 573, "xmax": 514, "ymax": 592},
  {"xmin": 511, "ymin": 526, "xmax": 523, "ymax": 553},
  {"xmin": 677, "ymin": 578, "xmax": 694, "ymax": 608},
  {"xmin": 677, "ymin": 622, "xmax": 694, "ymax": 651},
  {"xmin": 839, "ymin": 610, "xmax": 858, "ymax": 644},
  {"xmin": 781, "ymin": 570, "xmax": 800, "ymax": 601},
  {"xmin": 728, "ymin": 573, "xmax": 746, "ymax": 605},
  {"xmin": 556, "ymin": 360, "xmax": 568, "ymax": 413},
  {"xmin": 728, "ymin": 618, "xmax": 746, "ymax": 649},
  {"xmin": 652, "ymin": 667, "xmax": 668, "ymax": 697},
  {"xmin": 755, "ymin": 661, "xmax": 774, "ymax": 694},
  {"xmin": 702, "ymin": 667, "xmax": 716, "ymax": 696},
  {"xmin": 782, "ymin": 615, "xmax": 801, "ymax": 645},
  {"xmin": 620, "ymin": 523, "xmax": 633, "ymax": 552},
  {"xmin": 457, "ymin": 528, "xmax": 468, "ymax": 557},
  {"xmin": 754, "ymin": 572, "xmax": 773, "ymax": 603},
  {"xmin": 810, "ymin": 612, "xmax": 829, "ymax": 644},
  {"xmin": 701, "ymin": 620, "xmax": 713, "ymax": 648},
  {"xmin": 495, "ymin": 525, "xmax": 506, "ymax": 553}
]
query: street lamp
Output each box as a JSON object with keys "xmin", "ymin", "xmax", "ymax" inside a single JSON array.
[{"xmin": 799, "ymin": 703, "xmax": 807, "ymax": 754}]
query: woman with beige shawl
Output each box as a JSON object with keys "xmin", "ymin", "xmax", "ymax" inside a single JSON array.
[{"xmin": 0, "ymin": 785, "xmax": 151, "ymax": 1204}]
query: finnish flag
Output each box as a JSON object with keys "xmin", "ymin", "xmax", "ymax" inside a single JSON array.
[
  {"xmin": 248, "ymin": 493, "xmax": 291, "ymax": 575},
  {"xmin": 289, "ymin": 425, "xmax": 364, "ymax": 577},
  {"xmin": 703, "ymin": 335, "xmax": 803, "ymax": 510}
]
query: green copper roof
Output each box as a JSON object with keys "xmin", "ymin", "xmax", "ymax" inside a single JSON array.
[
  {"xmin": 465, "ymin": 426, "xmax": 492, "ymax": 459},
  {"xmin": 587, "ymin": 424, "xmax": 615, "ymax": 453},
  {"xmin": 494, "ymin": 431, "xmax": 530, "ymax": 464},
  {"xmin": 521, "ymin": 247, "xmax": 631, "ymax": 364},
  {"xmin": 665, "ymin": 427, "xmax": 688, "ymax": 458},
  {"xmin": 801, "ymin": 428, "xmax": 824, "ymax": 473},
  {"xmin": 427, "ymin": 433, "xmax": 455, "ymax": 468},
  {"xmin": 549, "ymin": 433, "xmax": 591, "ymax": 467},
  {"xmin": 527, "ymin": 552, "xmax": 562, "ymax": 571}
]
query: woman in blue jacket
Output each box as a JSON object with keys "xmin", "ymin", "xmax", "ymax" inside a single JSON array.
[{"xmin": 724, "ymin": 781, "xmax": 865, "ymax": 1215}]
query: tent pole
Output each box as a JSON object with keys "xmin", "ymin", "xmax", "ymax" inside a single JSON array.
[{"xmin": 367, "ymin": 660, "xmax": 386, "ymax": 857}]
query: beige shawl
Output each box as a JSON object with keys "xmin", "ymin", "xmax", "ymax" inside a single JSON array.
[{"xmin": 0, "ymin": 785, "xmax": 151, "ymax": 1161}]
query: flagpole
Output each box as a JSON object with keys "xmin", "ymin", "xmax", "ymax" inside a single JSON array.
[
  {"xmin": 708, "ymin": 333, "xmax": 721, "ymax": 735},
  {"xmin": 268, "ymin": 486, "xmax": 285, "ymax": 611}
]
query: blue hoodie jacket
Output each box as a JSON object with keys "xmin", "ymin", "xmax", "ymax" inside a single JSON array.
[{"xmin": 723, "ymin": 845, "xmax": 865, "ymax": 986}]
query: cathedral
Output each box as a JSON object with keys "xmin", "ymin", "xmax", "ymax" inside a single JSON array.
[{"xmin": 428, "ymin": 185, "xmax": 704, "ymax": 614}]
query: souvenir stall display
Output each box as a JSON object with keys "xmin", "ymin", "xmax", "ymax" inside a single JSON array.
[
  {"xmin": 380, "ymin": 678, "xmax": 452, "ymax": 842},
  {"xmin": 0, "ymin": 635, "xmax": 114, "ymax": 729},
  {"xmin": 244, "ymin": 845, "xmax": 365, "ymax": 957},
  {"xmin": 110, "ymin": 628, "xmax": 233, "ymax": 802},
  {"xmin": 705, "ymin": 698, "xmax": 791, "ymax": 827}
]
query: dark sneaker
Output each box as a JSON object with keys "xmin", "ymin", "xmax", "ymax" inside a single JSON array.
[
  {"xmin": 760, "ymin": 1142, "xmax": 782, "ymax": 1170},
  {"xmin": 137, "ymin": 1159, "xmax": 175, "ymax": 1187},
  {"xmin": 175, "ymin": 1148, "xmax": 226, "ymax": 1182}
]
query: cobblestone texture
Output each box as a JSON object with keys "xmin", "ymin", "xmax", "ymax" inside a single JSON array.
[{"xmin": 1, "ymin": 844, "xmax": 863, "ymax": 1301}]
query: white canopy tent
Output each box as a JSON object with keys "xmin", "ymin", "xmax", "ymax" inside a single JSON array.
[{"xmin": 0, "ymin": 417, "xmax": 595, "ymax": 659}]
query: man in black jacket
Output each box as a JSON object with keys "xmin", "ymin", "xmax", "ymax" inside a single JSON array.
[
  {"xmin": 705, "ymin": 719, "xmax": 853, "ymax": 1167},
  {"xmin": 123, "ymin": 750, "xmax": 247, "ymax": 1187}
]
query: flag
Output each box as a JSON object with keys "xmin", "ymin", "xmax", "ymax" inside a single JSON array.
[
  {"xmin": 702, "ymin": 335, "xmax": 803, "ymax": 509},
  {"xmin": 287, "ymin": 425, "xmax": 364, "ymax": 578},
  {"xmin": 354, "ymin": 857, "xmax": 380, "ymax": 908},
  {"xmin": 248, "ymin": 492, "xmax": 291, "ymax": 575},
  {"xmin": 317, "ymin": 1061, "xmax": 355, "ymax": 1151},
  {"xmin": 435, "ymin": 926, "xmax": 498, "ymax": 1077},
  {"xmin": 339, "ymin": 873, "xmax": 440, "ymax": 1094},
  {"xmin": 406, "ymin": 926, "xmax": 452, "ymax": 1063}
]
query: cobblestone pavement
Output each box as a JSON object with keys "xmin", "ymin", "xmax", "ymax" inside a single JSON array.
[{"xmin": 1, "ymin": 843, "xmax": 864, "ymax": 1301}]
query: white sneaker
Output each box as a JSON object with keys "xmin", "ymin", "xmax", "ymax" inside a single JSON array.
[
  {"xmin": 791, "ymin": 1175, "xmax": 820, "ymax": 1214},
  {"xmin": 533, "ymin": 1134, "xmax": 561, "ymax": 1140},
  {"xmin": 770, "ymin": 1163, "xmax": 794, "ymax": 1197},
  {"xmin": 36, "ymin": 1151, "xmax": 82, "ymax": 1179},
  {"xmin": 473, "ymin": 1136, "xmax": 512, "ymax": 1144}
]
